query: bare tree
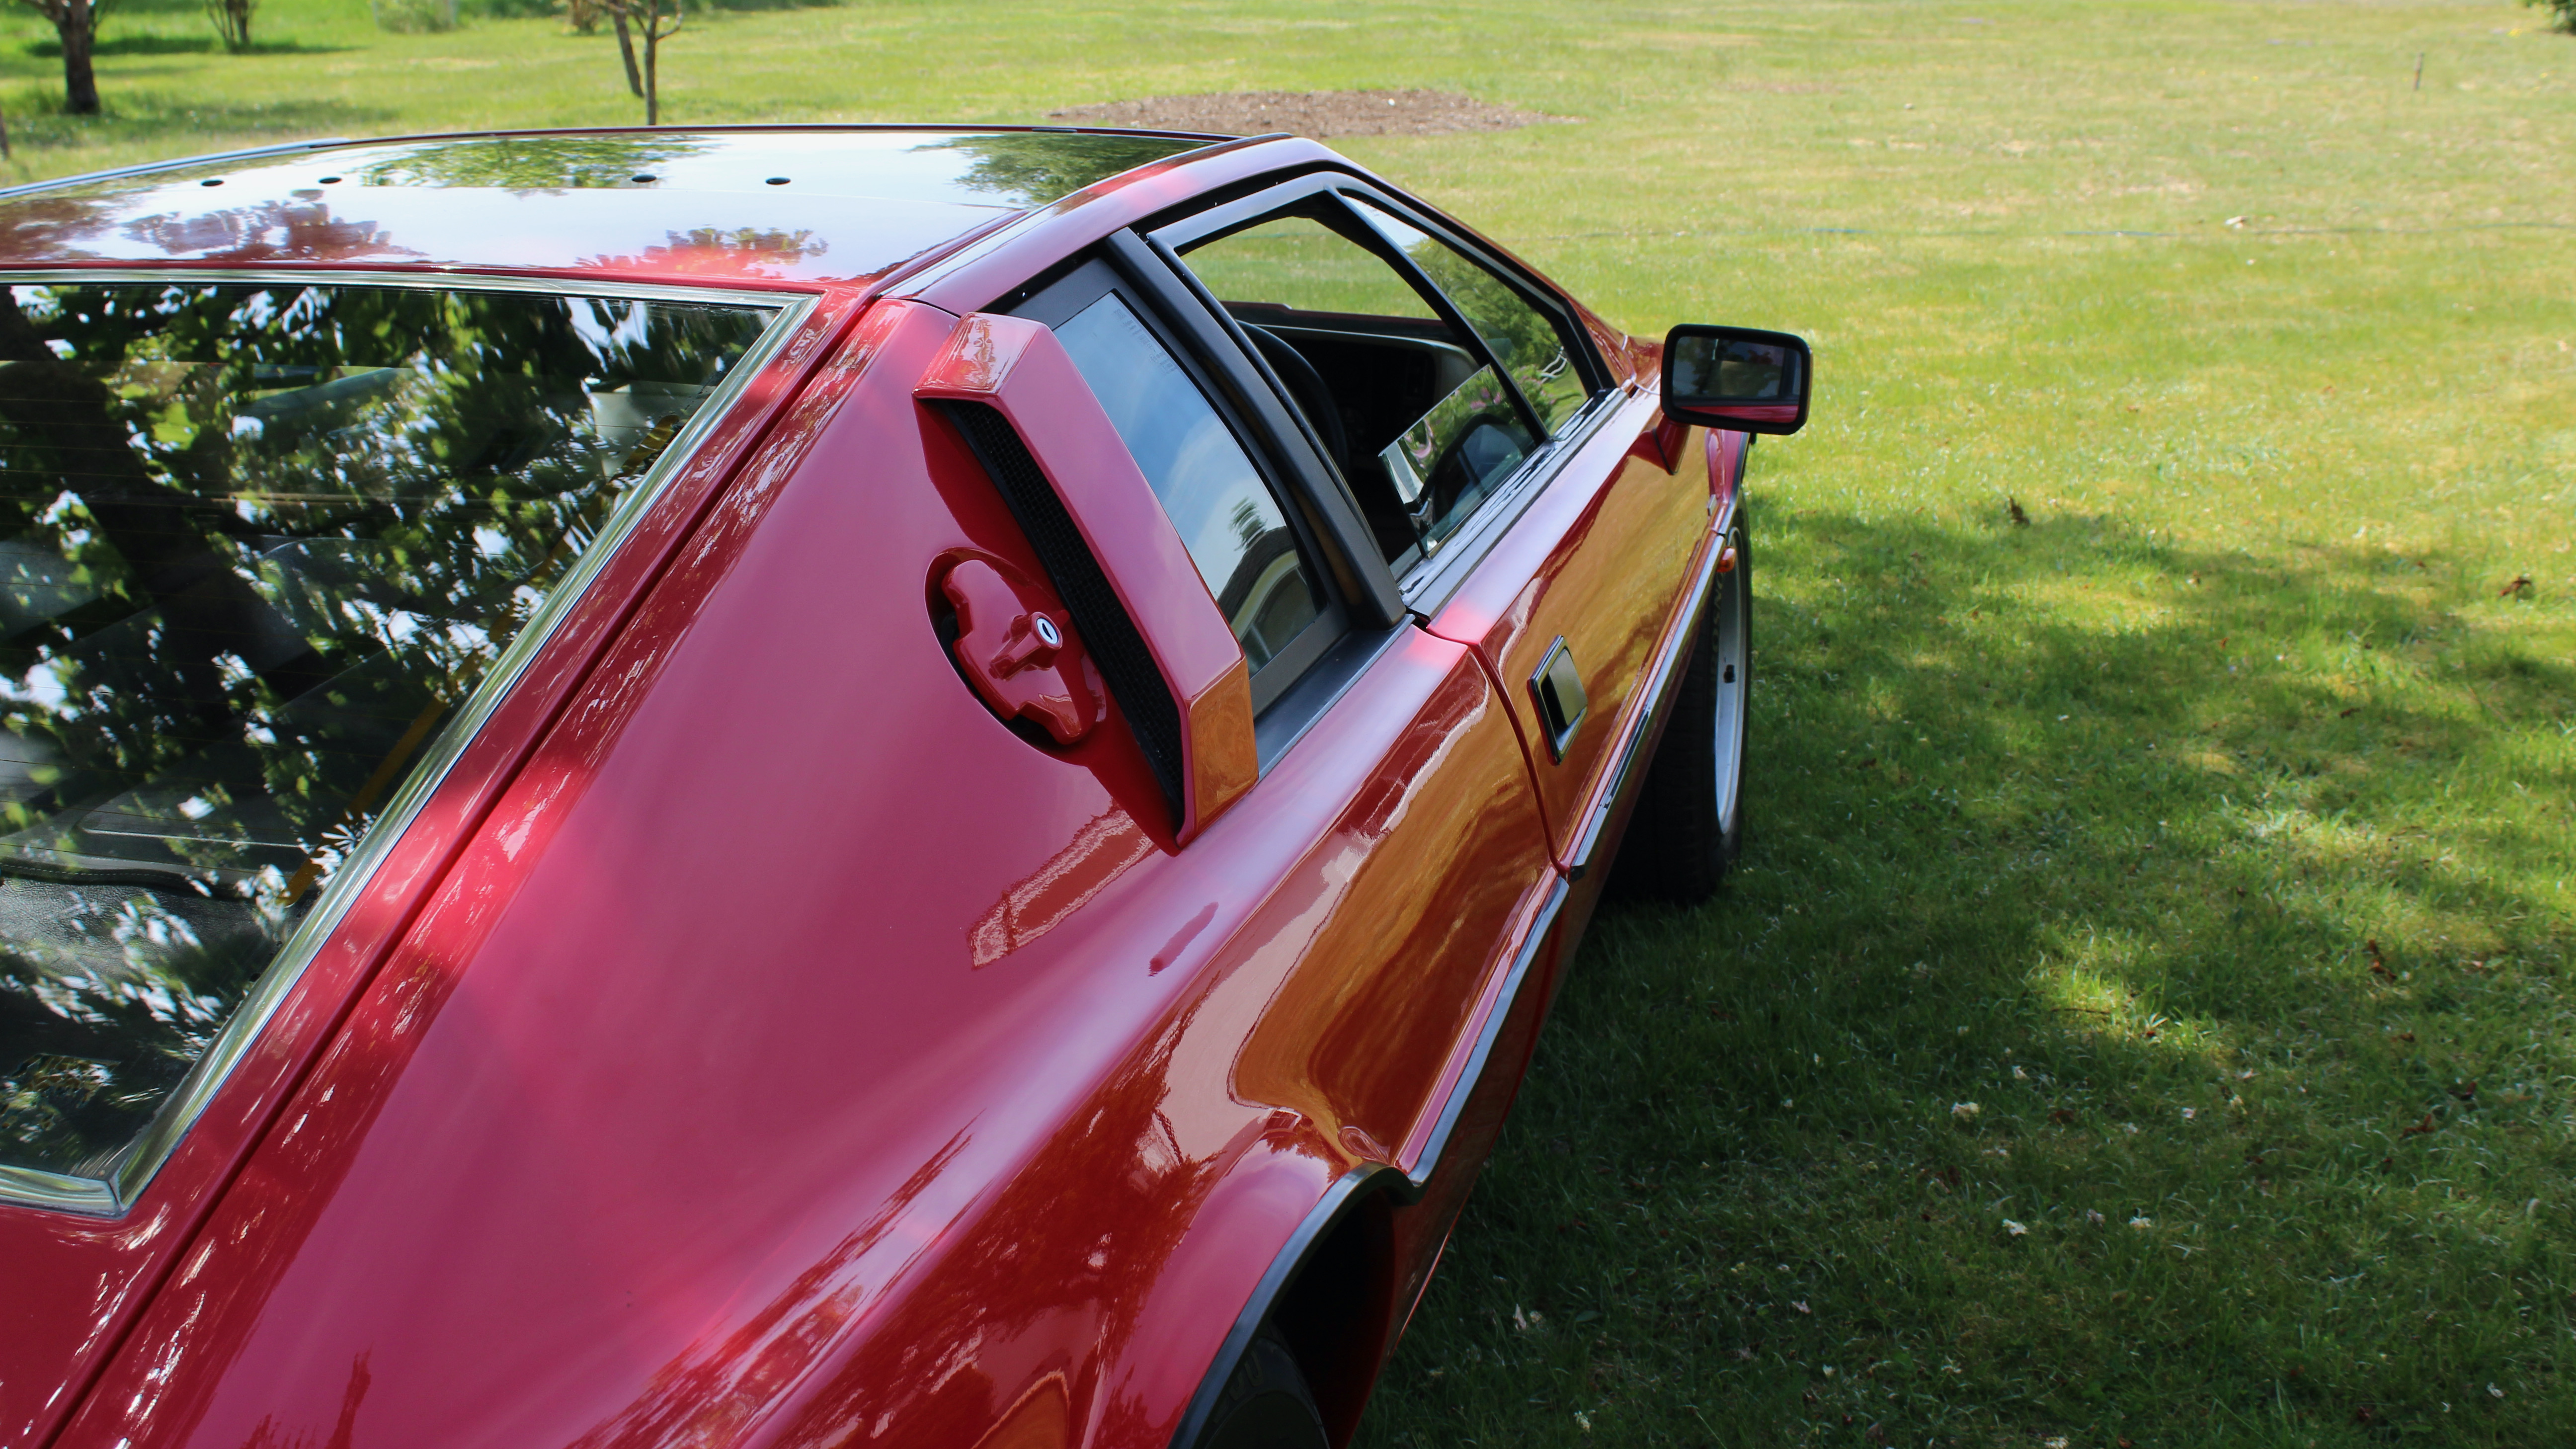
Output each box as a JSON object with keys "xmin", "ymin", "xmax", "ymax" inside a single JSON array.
[
  {"xmin": 600, "ymin": 0, "xmax": 677, "ymax": 123},
  {"xmin": 609, "ymin": 7, "xmax": 643, "ymax": 97},
  {"xmin": 204, "ymin": 0, "xmax": 251, "ymax": 51},
  {"xmin": 17, "ymin": 0, "xmax": 107, "ymax": 115}
]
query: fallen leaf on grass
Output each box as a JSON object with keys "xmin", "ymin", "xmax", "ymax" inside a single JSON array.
[
  {"xmin": 2339, "ymin": 706, "xmax": 2360, "ymax": 717},
  {"xmin": 2499, "ymin": 574, "xmax": 2533, "ymax": 598},
  {"xmin": 2402, "ymin": 1112, "xmax": 2438, "ymax": 1136},
  {"xmin": 1790, "ymin": 1299, "xmax": 1812, "ymax": 1314},
  {"xmin": 2003, "ymin": 1218, "xmax": 2028, "ymax": 1236},
  {"xmin": 2050, "ymin": 1108, "xmax": 2079, "ymax": 1125},
  {"xmin": 2007, "ymin": 496, "xmax": 2030, "ymax": 527}
]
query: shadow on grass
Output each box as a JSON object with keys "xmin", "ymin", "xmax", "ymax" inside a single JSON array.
[
  {"xmin": 0, "ymin": 91, "xmax": 390, "ymax": 156},
  {"xmin": 1357, "ymin": 502, "xmax": 2576, "ymax": 1448},
  {"xmin": 22, "ymin": 35, "xmax": 354, "ymax": 57}
]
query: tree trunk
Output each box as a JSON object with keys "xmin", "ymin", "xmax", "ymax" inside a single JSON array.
[
  {"xmin": 610, "ymin": 9, "xmax": 642, "ymax": 99},
  {"xmin": 642, "ymin": 25, "xmax": 657, "ymax": 125},
  {"xmin": 58, "ymin": 0, "xmax": 99, "ymax": 116}
]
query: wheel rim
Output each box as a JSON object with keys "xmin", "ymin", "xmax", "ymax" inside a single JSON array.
[{"xmin": 1709, "ymin": 537, "xmax": 1749, "ymax": 837}]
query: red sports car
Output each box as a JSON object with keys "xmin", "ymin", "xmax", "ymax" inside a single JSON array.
[{"xmin": 0, "ymin": 125, "xmax": 1808, "ymax": 1449}]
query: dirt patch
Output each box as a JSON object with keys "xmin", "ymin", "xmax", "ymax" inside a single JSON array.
[{"xmin": 1046, "ymin": 89, "xmax": 1574, "ymax": 140}]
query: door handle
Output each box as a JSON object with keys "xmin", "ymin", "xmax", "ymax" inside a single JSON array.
[
  {"xmin": 939, "ymin": 555, "xmax": 1102, "ymax": 746},
  {"xmin": 1529, "ymin": 636, "xmax": 1587, "ymax": 763}
]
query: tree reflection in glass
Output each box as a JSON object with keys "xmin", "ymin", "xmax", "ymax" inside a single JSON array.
[{"xmin": 0, "ymin": 281, "xmax": 774, "ymax": 1188}]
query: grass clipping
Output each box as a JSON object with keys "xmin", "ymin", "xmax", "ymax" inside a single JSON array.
[{"xmin": 1046, "ymin": 89, "xmax": 1572, "ymax": 139}]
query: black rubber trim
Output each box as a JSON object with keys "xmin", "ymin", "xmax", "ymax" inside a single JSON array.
[
  {"xmin": 1167, "ymin": 874, "xmax": 1570, "ymax": 1449},
  {"xmin": 939, "ymin": 400, "xmax": 1186, "ymax": 825}
]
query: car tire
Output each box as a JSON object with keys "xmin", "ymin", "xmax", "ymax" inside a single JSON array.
[
  {"xmin": 1192, "ymin": 1326, "xmax": 1329, "ymax": 1449},
  {"xmin": 1608, "ymin": 520, "xmax": 1751, "ymax": 903}
]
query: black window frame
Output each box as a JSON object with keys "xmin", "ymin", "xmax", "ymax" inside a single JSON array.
[
  {"xmin": 1006, "ymin": 256, "xmax": 1357, "ymax": 723},
  {"xmin": 1145, "ymin": 172, "xmax": 1624, "ymax": 615}
]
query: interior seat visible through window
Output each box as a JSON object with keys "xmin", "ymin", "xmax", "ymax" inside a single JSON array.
[{"xmin": 1172, "ymin": 196, "xmax": 1596, "ymax": 573}]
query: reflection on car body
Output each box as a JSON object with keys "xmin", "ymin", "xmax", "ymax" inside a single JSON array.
[{"xmin": 0, "ymin": 124, "xmax": 1806, "ymax": 1449}]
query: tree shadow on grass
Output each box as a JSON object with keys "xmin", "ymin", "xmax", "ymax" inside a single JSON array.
[
  {"xmin": 1357, "ymin": 502, "xmax": 2576, "ymax": 1448},
  {"xmin": 0, "ymin": 91, "xmax": 392, "ymax": 157},
  {"xmin": 21, "ymin": 35, "xmax": 355, "ymax": 57}
]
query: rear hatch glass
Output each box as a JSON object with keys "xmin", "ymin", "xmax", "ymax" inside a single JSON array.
[{"xmin": 0, "ymin": 280, "xmax": 780, "ymax": 1208}]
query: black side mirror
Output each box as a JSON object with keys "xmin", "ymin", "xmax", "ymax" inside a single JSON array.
[{"xmin": 1660, "ymin": 325, "xmax": 1812, "ymax": 436}]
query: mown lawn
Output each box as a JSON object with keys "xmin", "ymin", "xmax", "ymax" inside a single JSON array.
[{"xmin": 3, "ymin": 0, "xmax": 2569, "ymax": 1444}]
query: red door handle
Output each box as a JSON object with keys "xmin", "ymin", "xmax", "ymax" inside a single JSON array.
[{"xmin": 939, "ymin": 556, "xmax": 1102, "ymax": 746}]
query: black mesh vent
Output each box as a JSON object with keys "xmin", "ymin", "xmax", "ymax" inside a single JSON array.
[{"xmin": 942, "ymin": 401, "xmax": 1186, "ymax": 824}]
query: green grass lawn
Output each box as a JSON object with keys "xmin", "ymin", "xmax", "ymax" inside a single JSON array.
[{"xmin": 5, "ymin": 0, "xmax": 2570, "ymax": 1444}]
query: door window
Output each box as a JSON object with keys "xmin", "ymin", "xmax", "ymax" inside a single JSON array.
[
  {"xmin": 1346, "ymin": 197, "xmax": 1593, "ymax": 436},
  {"xmin": 1051, "ymin": 293, "xmax": 1323, "ymax": 674},
  {"xmin": 1176, "ymin": 209, "xmax": 1540, "ymax": 567}
]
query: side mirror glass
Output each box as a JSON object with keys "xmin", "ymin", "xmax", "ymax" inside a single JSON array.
[{"xmin": 1661, "ymin": 324, "xmax": 1812, "ymax": 436}]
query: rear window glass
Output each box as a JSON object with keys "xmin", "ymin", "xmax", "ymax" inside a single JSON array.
[{"xmin": 0, "ymin": 281, "xmax": 775, "ymax": 1200}]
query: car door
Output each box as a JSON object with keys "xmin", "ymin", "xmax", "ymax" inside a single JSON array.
[
  {"xmin": 990, "ymin": 246, "xmax": 1560, "ymax": 1133},
  {"xmin": 1148, "ymin": 176, "xmax": 1710, "ymax": 873}
]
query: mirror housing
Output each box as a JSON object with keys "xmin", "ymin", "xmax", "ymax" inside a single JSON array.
[{"xmin": 1660, "ymin": 325, "xmax": 1812, "ymax": 436}]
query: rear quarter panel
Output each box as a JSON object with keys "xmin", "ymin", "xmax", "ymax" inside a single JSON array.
[{"xmin": 55, "ymin": 299, "xmax": 1555, "ymax": 1449}]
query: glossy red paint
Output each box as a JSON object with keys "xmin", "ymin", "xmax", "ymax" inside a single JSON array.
[
  {"xmin": 53, "ymin": 282, "xmax": 1555, "ymax": 1449},
  {"xmin": 1707, "ymin": 426, "xmax": 1749, "ymax": 516},
  {"xmin": 3, "ymin": 125, "xmax": 1782, "ymax": 1449},
  {"xmin": 898, "ymin": 138, "xmax": 1344, "ymax": 318},
  {"xmin": 1703, "ymin": 402, "xmax": 1801, "ymax": 425},
  {"xmin": 0, "ymin": 284, "xmax": 872, "ymax": 1449},
  {"xmin": 914, "ymin": 310, "xmax": 1259, "ymax": 840},
  {"xmin": 1422, "ymin": 388, "xmax": 1712, "ymax": 865},
  {"xmin": 941, "ymin": 555, "xmax": 1104, "ymax": 746}
]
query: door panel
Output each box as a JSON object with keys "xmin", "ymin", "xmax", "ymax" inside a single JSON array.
[{"xmin": 1422, "ymin": 391, "xmax": 1713, "ymax": 862}]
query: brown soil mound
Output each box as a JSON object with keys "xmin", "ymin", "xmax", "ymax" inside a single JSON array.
[{"xmin": 1046, "ymin": 89, "xmax": 1573, "ymax": 140}]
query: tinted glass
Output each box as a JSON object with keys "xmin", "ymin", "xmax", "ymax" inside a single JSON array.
[
  {"xmin": 1349, "ymin": 197, "xmax": 1592, "ymax": 434},
  {"xmin": 1376, "ymin": 366, "xmax": 1531, "ymax": 556},
  {"xmin": 1053, "ymin": 294, "xmax": 1321, "ymax": 671},
  {"xmin": 0, "ymin": 282, "xmax": 773, "ymax": 1189}
]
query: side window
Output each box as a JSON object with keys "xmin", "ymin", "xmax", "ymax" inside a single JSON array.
[
  {"xmin": 1176, "ymin": 209, "xmax": 1539, "ymax": 567},
  {"xmin": 1347, "ymin": 197, "xmax": 1594, "ymax": 436},
  {"xmin": 1051, "ymin": 292, "xmax": 1325, "ymax": 675}
]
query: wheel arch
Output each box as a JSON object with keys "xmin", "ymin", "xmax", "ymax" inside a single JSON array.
[{"xmin": 1165, "ymin": 1163, "xmax": 1415, "ymax": 1449}]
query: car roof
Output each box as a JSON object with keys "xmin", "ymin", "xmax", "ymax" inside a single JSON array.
[{"xmin": 0, "ymin": 126, "xmax": 1232, "ymax": 287}]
